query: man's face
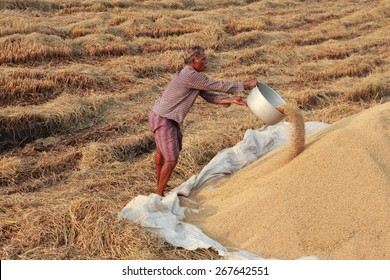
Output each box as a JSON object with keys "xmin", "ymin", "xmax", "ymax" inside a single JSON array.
[{"xmin": 193, "ymin": 51, "xmax": 208, "ymax": 72}]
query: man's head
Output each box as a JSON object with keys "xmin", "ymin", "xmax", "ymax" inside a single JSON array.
[{"xmin": 184, "ymin": 45, "xmax": 207, "ymax": 72}]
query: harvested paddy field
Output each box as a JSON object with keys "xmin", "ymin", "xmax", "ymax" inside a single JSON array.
[{"xmin": 0, "ymin": 0, "xmax": 389, "ymax": 259}]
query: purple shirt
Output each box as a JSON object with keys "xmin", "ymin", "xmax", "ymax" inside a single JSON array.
[{"xmin": 151, "ymin": 65, "xmax": 245, "ymax": 125}]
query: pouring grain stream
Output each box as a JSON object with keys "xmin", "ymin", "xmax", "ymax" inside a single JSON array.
[{"xmin": 276, "ymin": 104, "xmax": 305, "ymax": 163}]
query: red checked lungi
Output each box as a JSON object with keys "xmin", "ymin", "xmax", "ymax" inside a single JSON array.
[{"xmin": 149, "ymin": 111, "xmax": 182, "ymax": 161}]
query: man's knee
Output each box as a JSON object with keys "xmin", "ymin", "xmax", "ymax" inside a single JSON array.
[
  {"xmin": 165, "ymin": 160, "xmax": 177, "ymax": 168},
  {"xmin": 155, "ymin": 148, "xmax": 164, "ymax": 163}
]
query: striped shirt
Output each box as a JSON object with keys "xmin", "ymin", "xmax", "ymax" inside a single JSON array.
[{"xmin": 151, "ymin": 65, "xmax": 245, "ymax": 125}]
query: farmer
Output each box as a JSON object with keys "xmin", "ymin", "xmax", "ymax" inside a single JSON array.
[{"xmin": 149, "ymin": 45, "xmax": 257, "ymax": 196}]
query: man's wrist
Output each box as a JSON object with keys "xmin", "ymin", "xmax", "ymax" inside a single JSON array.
[{"xmin": 238, "ymin": 82, "xmax": 245, "ymax": 91}]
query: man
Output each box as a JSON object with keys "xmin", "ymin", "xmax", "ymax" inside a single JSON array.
[{"xmin": 149, "ymin": 45, "xmax": 257, "ymax": 196}]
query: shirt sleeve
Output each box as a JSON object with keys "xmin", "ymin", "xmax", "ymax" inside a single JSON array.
[
  {"xmin": 199, "ymin": 91, "xmax": 230, "ymax": 104},
  {"xmin": 187, "ymin": 71, "xmax": 245, "ymax": 93}
]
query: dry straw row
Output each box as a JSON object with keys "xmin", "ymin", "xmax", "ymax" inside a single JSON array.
[
  {"xmin": 0, "ymin": 33, "xmax": 139, "ymax": 64},
  {"xmin": 78, "ymin": 132, "xmax": 155, "ymax": 173},
  {"xmin": 0, "ymin": 0, "xmax": 140, "ymax": 13},
  {"xmin": 118, "ymin": 16, "xmax": 203, "ymax": 39},
  {"xmin": 0, "ymin": 0, "xmax": 58, "ymax": 11},
  {"xmin": 0, "ymin": 94, "xmax": 114, "ymax": 146},
  {"xmin": 345, "ymin": 70, "xmax": 390, "ymax": 102},
  {"xmin": 285, "ymin": 68, "xmax": 390, "ymax": 111},
  {"xmin": 297, "ymin": 56, "xmax": 384, "ymax": 81},
  {"xmin": 0, "ymin": 66, "xmax": 117, "ymax": 106},
  {"xmin": 0, "ymin": 149, "xmax": 81, "ymax": 193}
]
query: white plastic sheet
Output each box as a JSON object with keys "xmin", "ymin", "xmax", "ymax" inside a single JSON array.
[{"xmin": 119, "ymin": 121, "xmax": 328, "ymax": 259}]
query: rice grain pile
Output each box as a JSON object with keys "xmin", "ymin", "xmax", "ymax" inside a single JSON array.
[{"xmin": 185, "ymin": 102, "xmax": 390, "ymax": 259}]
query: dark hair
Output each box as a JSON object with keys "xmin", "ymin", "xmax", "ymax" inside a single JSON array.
[{"xmin": 184, "ymin": 45, "xmax": 205, "ymax": 64}]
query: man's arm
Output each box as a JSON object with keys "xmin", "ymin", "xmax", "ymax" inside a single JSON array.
[
  {"xmin": 187, "ymin": 71, "xmax": 256, "ymax": 93},
  {"xmin": 199, "ymin": 91, "xmax": 247, "ymax": 107},
  {"xmin": 217, "ymin": 96, "xmax": 247, "ymax": 106}
]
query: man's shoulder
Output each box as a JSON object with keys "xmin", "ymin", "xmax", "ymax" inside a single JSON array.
[
  {"xmin": 181, "ymin": 65, "xmax": 207, "ymax": 80},
  {"xmin": 181, "ymin": 65, "xmax": 195, "ymax": 75}
]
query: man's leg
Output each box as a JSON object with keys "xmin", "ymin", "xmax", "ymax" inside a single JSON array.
[
  {"xmin": 156, "ymin": 160, "xmax": 177, "ymax": 196},
  {"xmin": 152, "ymin": 116, "xmax": 181, "ymax": 197},
  {"xmin": 155, "ymin": 148, "xmax": 164, "ymax": 185}
]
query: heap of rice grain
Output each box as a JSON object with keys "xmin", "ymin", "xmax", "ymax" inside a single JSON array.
[{"xmin": 185, "ymin": 102, "xmax": 390, "ymax": 259}]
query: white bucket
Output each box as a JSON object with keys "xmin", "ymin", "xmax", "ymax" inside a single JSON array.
[{"xmin": 247, "ymin": 83, "xmax": 286, "ymax": 125}]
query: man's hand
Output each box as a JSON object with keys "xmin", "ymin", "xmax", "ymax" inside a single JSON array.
[
  {"xmin": 218, "ymin": 96, "xmax": 247, "ymax": 106},
  {"xmin": 244, "ymin": 79, "xmax": 258, "ymax": 90},
  {"xmin": 231, "ymin": 96, "xmax": 247, "ymax": 106}
]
